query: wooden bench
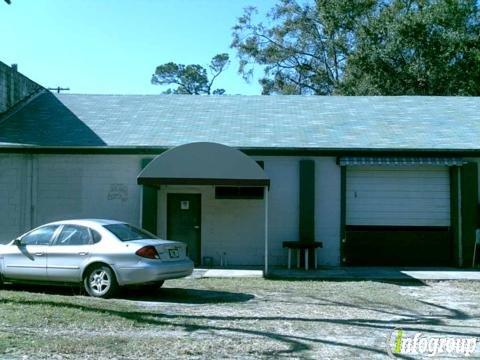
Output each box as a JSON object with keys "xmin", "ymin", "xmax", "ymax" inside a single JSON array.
[{"xmin": 282, "ymin": 241, "xmax": 323, "ymax": 270}]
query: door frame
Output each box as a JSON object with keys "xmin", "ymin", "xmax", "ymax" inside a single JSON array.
[{"xmin": 166, "ymin": 192, "xmax": 202, "ymax": 264}]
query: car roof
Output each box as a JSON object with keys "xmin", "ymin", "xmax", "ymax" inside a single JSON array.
[{"xmin": 44, "ymin": 219, "xmax": 127, "ymax": 227}]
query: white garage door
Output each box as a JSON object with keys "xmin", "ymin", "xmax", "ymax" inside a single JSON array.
[{"xmin": 346, "ymin": 166, "xmax": 450, "ymax": 226}]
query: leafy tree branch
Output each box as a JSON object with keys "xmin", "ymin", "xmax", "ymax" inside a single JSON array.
[
  {"xmin": 151, "ymin": 53, "xmax": 230, "ymax": 95},
  {"xmin": 232, "ymin": 0, "xmax": 480, "ymax": 95}
]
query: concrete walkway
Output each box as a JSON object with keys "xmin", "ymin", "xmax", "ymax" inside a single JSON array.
[
  {"xmin": 192, "ymin": 267, "xmax": 480, "ymax": 281},
  {"xmin": 270, "ymin": 267, "xmax": 480, "ymax": 281},
  {"xmin": 193, "ymin": 268, "xmax": 263, "ymax": 278}
]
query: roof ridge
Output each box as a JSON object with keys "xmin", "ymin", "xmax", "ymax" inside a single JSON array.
[{"xmin": 55, "ymin": 93, "xmax": 480, "ymax": 98}]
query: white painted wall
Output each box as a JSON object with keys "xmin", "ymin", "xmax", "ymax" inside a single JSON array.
[
  {"xmin": 0, "ymin": 154, "xmax": 30, "ymax": 243},
  {"xmin": 314, "ymin": 157, "xmax": 341, "ymax": 265},
  {"xmin": 34, "ymin": 155, "xmax": 143, "ymax": 226},
  {"xmin": 0, "ymin": 154, "xmax": 144, "ymax": 244},
  {"xmin": 0, "ymin": 153, "xmax": 342, "ymax": 266},
  {"xmin": 155, "ymin": 156, "xmax": 341, "ymax": 266},
  {"xmin": 346, "ymin": 166, "xmax": 451, "ymax": 226},
  {"xmin": 261, "ymin": 156, "xmax": 341, "ymax": 266},
  {"xmin": 262, "ymin": 157, "xmax": 300, "ymax": 266},
  {"xmin": 157, "ymin": 185, "xmax": 265, "ymax": 266}
]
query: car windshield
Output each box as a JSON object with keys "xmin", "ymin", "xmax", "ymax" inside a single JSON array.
[{"xmin": 104, "ymin": 223, "xmax": 158, "ymax": 241}]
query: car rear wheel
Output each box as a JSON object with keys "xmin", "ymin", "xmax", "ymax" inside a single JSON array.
[{"xmin": 84, "ymin": 265, "xmax": 118, "ymax": 298}]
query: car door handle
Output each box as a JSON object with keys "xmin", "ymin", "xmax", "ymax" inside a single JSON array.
[
  {"xmin": 34, "ymin": 252, "xmax": 44, "ymax": 256},
  {"xmin": 78, "ymin": 252, "xmax": 89, "ymax": 256}
]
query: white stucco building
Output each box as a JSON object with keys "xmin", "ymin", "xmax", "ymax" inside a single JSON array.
[{"xmin": 1, "ymin": 62, "xmax": 480, "ymax": 269}]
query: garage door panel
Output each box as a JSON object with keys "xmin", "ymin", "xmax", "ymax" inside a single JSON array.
[
  {"xmin": 346, "ymin": 166, "xmax": 450, "ymax": 227},
  {"xmin": 347, "ymin": 179, "xmax": 449, "ymax": 192},
  {"xmin": 347, "ymin": 190, "xmax": 449, "ymax": 200},
  {"xmin": 348, "ymin": 178, "xmax": 448, "ymax": 188},
  {"xmin": 348, "ymin": 172, "xmax": 448, "ymax": 179},
  {"xmin": 348, "ymin": 183, "xmax": 449, "ymax": 191},
  {"xmin": 350, "ymin": 213, "xmax": 450, "ymax": 221},
  {"xmin": 349, "ymin": 217, "xmax": 450, "ymax": 227},
  {"xmin": 344, "ymin": 227, "xmax": 452, "ymax": 266},
  {"xmin": 347, "ymin": 197, "xmax": 450, "ymax": 207},
  {"xmin": 344, "ymin": 165, "xmax": 453, "ymax": 266}
]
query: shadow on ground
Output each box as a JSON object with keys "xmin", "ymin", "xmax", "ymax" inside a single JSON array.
[
  {"xmin": 267, "ymin": 277, "xmax": 427, "ymax": 286},
  {"xmin": 122, "ymin": 286, "xmax": 255, "ymax": 303},
  {"xmin": 1, "ymin": 283, "xmax": 479, "ymax": 359},
  {"xmin": 0, "ymin": 283, "xmax": 255, "ymax": 304}
]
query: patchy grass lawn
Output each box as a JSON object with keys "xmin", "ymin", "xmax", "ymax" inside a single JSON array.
[{"xmin": 0, "ymin": 278, "xmax": 479, "ymax": 359}]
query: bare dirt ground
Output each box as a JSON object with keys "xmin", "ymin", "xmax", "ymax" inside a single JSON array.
[{"xmin": 0, "ymin": 278, "xmax": 479, "ymax": 359}]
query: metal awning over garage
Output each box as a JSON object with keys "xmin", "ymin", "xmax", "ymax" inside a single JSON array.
[
  {"xmin": 137, "ymin": 142, "xmax": 270, "ymax": 187},
  {"xmin": 339, "ymin": 157, "xmax": 465, "ymax": 166}
]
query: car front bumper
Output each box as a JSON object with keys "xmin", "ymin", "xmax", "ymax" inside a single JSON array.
[{"xmin": 114, "ymin": 258, "xmax": 194, "ymax": 286}]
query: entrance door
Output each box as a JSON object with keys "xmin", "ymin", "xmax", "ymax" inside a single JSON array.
[{"xmin": 167, "ymin": 193, "xmax": 201, "ymax": 264}]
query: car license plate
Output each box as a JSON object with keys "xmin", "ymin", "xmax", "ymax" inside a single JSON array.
[{"xmin": 168, "ymin": 248, "xmax": 179, "ymax": 258}]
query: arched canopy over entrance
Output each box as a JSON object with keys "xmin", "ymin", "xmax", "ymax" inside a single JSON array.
[
  {"xmin": 137, "ymin": 142, "xmax": 271, "ymax": 275},
  {"xmin": 137, "ymin": 142, "xmax": 269, "ymax": 187}
]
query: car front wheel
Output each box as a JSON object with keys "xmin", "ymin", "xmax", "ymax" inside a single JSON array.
[{"xmin": 84, "ymin": 265, "xmax": 118, "ymax": 298}]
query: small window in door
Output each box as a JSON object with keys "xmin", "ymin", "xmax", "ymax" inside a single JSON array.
[
  {"xmin": 55, "ymin": 225, "xmax": 92, "ymax": 246},
  {"xmin": 21, "ymin": 225, "xmax": 59, "ymax": 246}
]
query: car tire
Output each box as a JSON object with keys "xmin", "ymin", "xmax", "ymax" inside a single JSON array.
[
  {"xmin": 84, "ymin": 265, "xmax": 118, "ymax": 298},
  {"xmin": 155, "ymin": 280, "xmax": 165, "ymax": 288}
]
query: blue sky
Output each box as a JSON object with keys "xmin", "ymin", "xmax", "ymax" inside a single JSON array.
[{"xmin": 0, "ymin": 0, "xmax": 276, "ymax": 95}]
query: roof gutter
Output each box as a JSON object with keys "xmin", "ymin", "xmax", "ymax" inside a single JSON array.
[{"xmin": 1, "ymin": 145, "xmax": 480, "ymax": 157}]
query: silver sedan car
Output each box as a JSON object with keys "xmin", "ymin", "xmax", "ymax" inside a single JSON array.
[{"xmin": 0, "ymin": 219, "xmax": 194, "ymax": 298}]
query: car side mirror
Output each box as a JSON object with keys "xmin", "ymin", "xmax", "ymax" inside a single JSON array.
[{"xmin": 13, "ymin": 238, "xmax": 22, "ymax": 246}]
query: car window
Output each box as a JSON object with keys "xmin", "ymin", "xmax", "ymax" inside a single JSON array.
[
  {"xmin": 91, "ymin": 229, "xmax": 102, "ymax": 243},
  {"xmin": 55, "ymin": 225, "xmax": 92, "ymax": 246},
  {"xmin": 21, "ymin": 225, "xmax": 59, "ymax": 246},
  {"xmin": 104, "ymin": 223, "xmax": 158, "ymax": 241}
]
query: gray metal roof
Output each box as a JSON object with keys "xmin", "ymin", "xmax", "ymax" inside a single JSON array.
[{"xmin": 0, "ymin": 92, "xmax": 479, "ymax": 150}]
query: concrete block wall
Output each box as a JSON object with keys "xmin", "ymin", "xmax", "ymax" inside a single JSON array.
[
  {"xmin": 0, "ymin": 61, "xmax": 42, "ymax": 113},
  {"xmin": 157, "ymin": 156, "xmax": 341, "ymax": 266},
  {"xmin": 263, "ymin": 157, "xmax": 300, "ymax": 266},
  {"xmin": 0, "ymin": 154, "xmax": 30, "ymax": 243},
  {"xmin": 314, "ymin": 157, "xmax": 341, "ymax": 265},
  {"xmin": 0, "ymin": 154, "xmax": 143, "ymax": 243},
  {"xmin": 34, "ymin": 155, "xmax": 142, "ymax": 226},
  {"xmin": 265, "ymin": 156, "xmax": 341, "ymax": 266},
  {"xmin": 0, "ymin": 152, "xmax": 342, "ymax": 266},
  {"xmin": 157, "ymin": 185, "xmax": 265, "ymax": 266}
]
